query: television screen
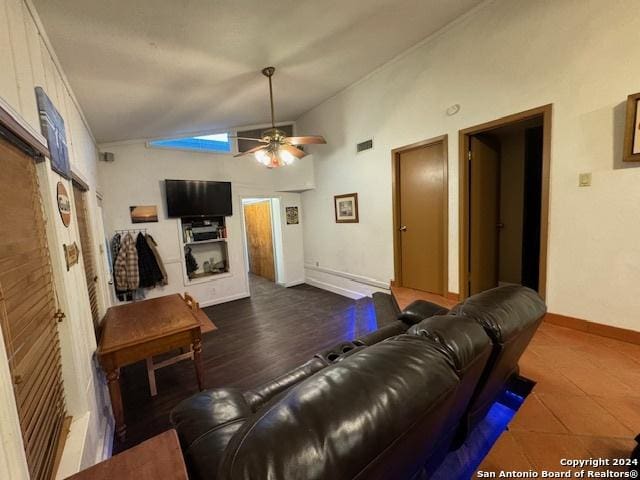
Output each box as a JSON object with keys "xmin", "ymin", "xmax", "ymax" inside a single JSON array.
[{"xmin": 165, "ymin": 180, "xmax": 232, "ymax": 217}]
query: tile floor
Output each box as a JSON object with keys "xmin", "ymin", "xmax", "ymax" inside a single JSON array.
[{"xmin": 475, "ymin": 321, "xmax": 640, "ymax": 477}]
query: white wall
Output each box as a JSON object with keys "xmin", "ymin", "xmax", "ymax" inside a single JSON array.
[
  {"xmin": 97, "ymin": 141, "xmax": 311, "ymax": 306},
  {"xmin": 297, "ymin": 0, "xmax": 640, "ymax": 332},
  {"xmin": 0, "ymin": 0, "xmax": 111, "ymax": 478}
]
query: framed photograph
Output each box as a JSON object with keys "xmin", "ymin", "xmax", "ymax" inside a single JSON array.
[
  {"xmin": 35, "ymin": 87, "xmax": 71, "ymax": 179},
  {"xmin": 285, "ymin": 206, "xmax": 299, "ymax": 225},
  {"xmin": 624, "ymin": 92, "xmax": 640, "ymax": 162},
  {"xmin": 334, "ymin": 193, "xmax": 359, "ymax": 223},
  {"xmin": 130, "ymin": 205, "xmax": 158, "ymax": 223}
]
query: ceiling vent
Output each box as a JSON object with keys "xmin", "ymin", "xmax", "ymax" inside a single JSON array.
[{"xmin": 356, "ymin": 139, "xmax": 373, "ymax": 153}]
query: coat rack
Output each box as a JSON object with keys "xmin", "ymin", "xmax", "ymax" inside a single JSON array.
[{"xmin": 114, "ymin": 228, "xmax": 147, "ymax": 235}]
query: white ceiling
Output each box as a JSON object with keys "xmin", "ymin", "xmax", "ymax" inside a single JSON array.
[{"xmin": 33, "ymin": 0, "xmax": 483, "ymax": 143}]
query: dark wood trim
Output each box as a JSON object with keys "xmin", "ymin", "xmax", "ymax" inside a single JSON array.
[
  {"xmin": 334, "ymin": 193, "xmax": 359, "ymax": 223},
  {"xmin": 0, "ymin": 103, "xmax": 49, "ymax": 159},
  {"xmin": 623, "ymin": 92, "xmax": 640, "ymax": 162},
  {"xmin": 391, "ymin": 135, "xmax": 448, "ymax": 296},
  {"xmin": 544, "ymin": 313, "xmax": 640, "ymax": 345},
  {"xmin": 458, "ymin": 104, "xmax": 552, "ymax": 300}
]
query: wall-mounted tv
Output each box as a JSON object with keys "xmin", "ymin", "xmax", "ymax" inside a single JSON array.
[{"xmin": 165, "ymin": 179, "xmax": 232, "ymax": 218}]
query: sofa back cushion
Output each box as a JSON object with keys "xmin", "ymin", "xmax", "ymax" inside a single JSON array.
[
  {"xmin": 218, "ymin": 335, "xmax": 459, "ymax": 480},
  {"xmin": 408, "ymin": 315, "xmax": 492, "ymax": 466},
  {"xmin": 450, "ymin": 285, "xmax": 546, "ymax": 428}
]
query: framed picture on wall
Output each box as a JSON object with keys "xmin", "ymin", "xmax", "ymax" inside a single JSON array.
[
  {"xmin": 334, "ymin": 193, "xmax": 359, "ymax": 223},
  {"xmin": 130, "ymin": 205, "xmax": 158, "ymax": 223},
  {"xmin": 285, "ymin": 206, "xmax": 299, "ymax": 225},
  {"xmin": 623, "ymin": 92, "xmax": 640, "ymax": 162},
  {"xmin": 35, "ymin": 87, "xmax": 71, "ymax": 179}
]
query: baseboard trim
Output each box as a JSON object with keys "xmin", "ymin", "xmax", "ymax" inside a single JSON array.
[
  {"xmin": 544, "ymin": 313, "xmax": 640, "ymax": 345},
  {"xmin": 283, "ymin": 279, "xmax": 305, "ymax": 288},
  {"xmin": 200, "ymin": 292, "xmax": 250, "ymax": 308},
  {"xmin": 304, "ymin": 277, "xmax": 366, "ymax": 300},
  {"xmin": 304, "ymin": 264, "xmax": 390, "ymax": 290},
  {"xmin": 447, "ymin": 292, "xmax": 460, "ymax": 302}
]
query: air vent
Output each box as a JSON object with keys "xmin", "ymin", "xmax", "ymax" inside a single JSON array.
[{"xmin": 356, "ymin": 139, "xmax": 373, "ymax": 153}]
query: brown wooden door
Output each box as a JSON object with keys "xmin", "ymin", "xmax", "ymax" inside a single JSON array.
[
  {"xmin": 243, "ymin": 201, "xmax": 276, "ymax": 281},
  {"xmin": 73, "ymin": 183, "xmax": 100, "ymax": 331},
  {"xmin": 398, "ymin": 142, "xmax": 446, "ymax": 294},
  {"xmin": 469, "ymin": 134, "xmax": 500, "ymax": 295}
]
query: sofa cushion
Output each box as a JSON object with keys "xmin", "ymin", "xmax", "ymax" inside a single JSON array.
[
  {"xmin": 407, "ymin": 315, "xmax": 491, "ymax": 374},
  {"xmin": 398, "ymin": 300, "xmax": 450, "ymax": 325},
  {"xmin": 217, "ymin": 335, "xmax": 459, "ymax": 480},
  {"xmin": 449, "ymin": 285, "xmax": 546, "ymax": 343}
]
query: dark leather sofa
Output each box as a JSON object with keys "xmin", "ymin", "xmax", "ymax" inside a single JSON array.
[{"xmin": 171, "ymin": 285, "xmax": 546, "ymax": 480}]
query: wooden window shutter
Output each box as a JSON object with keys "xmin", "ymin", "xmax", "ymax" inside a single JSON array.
[
  {"xmin": 0, "ymin": 138, "xmax": 68, "ymax": 480},
  {"xmin": 72, "ymin": 182, "xmax": 100, "ymax": 331}
]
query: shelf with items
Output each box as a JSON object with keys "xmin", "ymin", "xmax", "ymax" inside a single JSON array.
[
  {"xmin": 184, "ymin": 238, "xmax": 227, "ymax": 246},
  {"xmin": 179, "ymin": 216, "xmax": 230, "ymax": 284}
]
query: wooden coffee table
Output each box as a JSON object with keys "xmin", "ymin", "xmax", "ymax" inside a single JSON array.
[
  {"xmin": 65, "ymin": 429, "xmax": 187, "ymax": 479},
  {"xmin": 98, "ymin": 294, "xmax": 204, "ymax": 442}
]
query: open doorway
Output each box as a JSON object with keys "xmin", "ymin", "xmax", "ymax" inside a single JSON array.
[
  {"xmin": 459, "ymin": 105, "xmax": 551, "ymax": 299},
  {"xmin": 241, "ymin": 198, "xmax": 284, "ymax": 288}
]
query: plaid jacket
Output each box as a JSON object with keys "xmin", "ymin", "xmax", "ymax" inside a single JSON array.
[{"xmin": 114, "ymin": 233, "xmax": 139, "ymax": 290}]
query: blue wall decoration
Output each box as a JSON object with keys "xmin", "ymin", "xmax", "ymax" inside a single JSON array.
[{"xmin": 35, "ymin": 87, "xmax": 70, "ymax": 179}]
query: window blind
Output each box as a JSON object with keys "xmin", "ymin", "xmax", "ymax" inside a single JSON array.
[
  {"xmin": 72, "ymin": 182, "xmax": 100, "ymax": 331},
  {"xmin": 0, "ymin": 138, "xmax": 67, "ymax": 480}
]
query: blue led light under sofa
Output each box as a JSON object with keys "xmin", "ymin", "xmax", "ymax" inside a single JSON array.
[{"xmin": 170, "ymin": 285, "xmax": 546, "ymax": 480}]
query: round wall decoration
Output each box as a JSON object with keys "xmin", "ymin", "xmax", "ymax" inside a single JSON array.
[{"xmin": 56, "ymin": 181, "xmax": 71, "ymax": 227}]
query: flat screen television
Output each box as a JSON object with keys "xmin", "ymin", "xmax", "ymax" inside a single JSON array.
[{"xmin": 165, "ymin": 179, "xmax": 232, "ymax": 218}]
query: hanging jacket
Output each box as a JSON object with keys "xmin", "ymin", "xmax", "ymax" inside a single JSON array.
[
  {"xmin": 136, "ymin": 233, "xmax": 164, "ymax": 288},
  {"xmin": 114, "ymin": 233, "xmax": 139, "ymax": 291},
  {"xmin": 145, "ymin": 234, "xmax": 168, "ymax": 285}
]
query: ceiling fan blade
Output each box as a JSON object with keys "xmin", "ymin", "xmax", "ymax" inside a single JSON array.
[
  {"xmin": 282, "ymin": 144, "xmax": 306, "ymax": 159},
  {"xmin": 286, "ymin": 135, "xmax": 326, "ymax": 145},
  {"xmin": 234, "ymin": 145, "xmax": 268, "ymax": 157},
  {"xmin": 228, "ymin": 136, "xmax": 268, "ymax": 142}
]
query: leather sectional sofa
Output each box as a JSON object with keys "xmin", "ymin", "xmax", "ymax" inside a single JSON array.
[{"xmin": 170, "ymin": 285, "xmax": 546, "ymax": 480}]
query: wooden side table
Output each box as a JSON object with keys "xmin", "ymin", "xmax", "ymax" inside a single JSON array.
[
  {"xmin": 98, "ymin": 294, "xmax": 204, "ymax": 441},
  {"xmin": 65, "ymin": 429, "xmax": 188, "ymax": 479}
]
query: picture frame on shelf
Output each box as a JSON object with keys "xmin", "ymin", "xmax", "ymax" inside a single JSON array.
[
  {"xmin": 623, "ymin": 92, "xmax": 640, "ymax": 162},
  {"xmin": 334, "ymin": 193, "xmax": 359, "ymax": 223}
]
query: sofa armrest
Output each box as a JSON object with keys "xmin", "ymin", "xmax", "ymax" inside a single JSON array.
[
  {"xmin": 242, "ymin": 357, "xmax": 327, "ymax": 411},
  {"xmin": 355, "ymin": 321, "xmax": 408, "ymax": 346},
  {"xmin": 398, "ymin": 300, "xmax": 449, "ymax": 326},
  {"xmin": 170, "ymin": 389, "xmax": 251, "ymax": 451}
]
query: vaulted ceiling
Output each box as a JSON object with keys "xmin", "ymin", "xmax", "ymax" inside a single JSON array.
[{"xmin": 33, "ymin": 0, "xmax": 482, "ymax": 143}]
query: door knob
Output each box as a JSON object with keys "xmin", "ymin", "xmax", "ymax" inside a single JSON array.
[{"xmin": 399, "ymin": 225, "xmax": 407, "ymax": 232}]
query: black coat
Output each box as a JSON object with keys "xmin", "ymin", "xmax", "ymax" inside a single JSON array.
[{"xmin": 136, "ymin": 233, "xmax": 164, "ymax": 288}]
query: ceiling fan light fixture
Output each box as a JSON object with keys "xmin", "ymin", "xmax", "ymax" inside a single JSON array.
[
  {"xmin": 254, "ymin": 149, "xmax": 272, "ymax": 166},
  {"xmin": 279, "ymin": 149, "xmax": 296, "ymax": 165},
  {"xmin": 233, "ymin": 66, "xmax": 326, "ymax": 167}
]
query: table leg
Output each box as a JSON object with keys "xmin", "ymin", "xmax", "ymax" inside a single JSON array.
[
  {"xmin": 106, "ymin": 369, "xmax": 126, "ymax": 442},
  {"xmin": 192, "ymin": 337, "xmax": 204, "ymax": 391}
]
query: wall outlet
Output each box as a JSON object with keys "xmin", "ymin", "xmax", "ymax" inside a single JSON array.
[{"xmin": 578, "ymin": 172, "xmax": 592, "ymax": 187}]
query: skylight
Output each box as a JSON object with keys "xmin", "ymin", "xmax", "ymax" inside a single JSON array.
[{"xmin": 148, "ymin": 132, "xmax": 232, "ymax": 154}]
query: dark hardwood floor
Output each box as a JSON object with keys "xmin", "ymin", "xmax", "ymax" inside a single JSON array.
[{"xmin": 115, "ymin": 275, "xmax": 390, "ymax": 452}]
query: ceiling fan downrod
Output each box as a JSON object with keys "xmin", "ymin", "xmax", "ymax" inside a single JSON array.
[{"xmin": 262, "ymin": 66, "xmax": 276, "ymax": 129}]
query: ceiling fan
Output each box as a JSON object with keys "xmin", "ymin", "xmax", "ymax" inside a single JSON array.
[{"xmin": 232, "ymin": 66, "xmax": 326, "ymax": 168}]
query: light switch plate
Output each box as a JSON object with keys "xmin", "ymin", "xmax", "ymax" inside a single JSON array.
[{"xmin": 578, "ymin": 172, "xmax": 592, "ymax": 187}]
